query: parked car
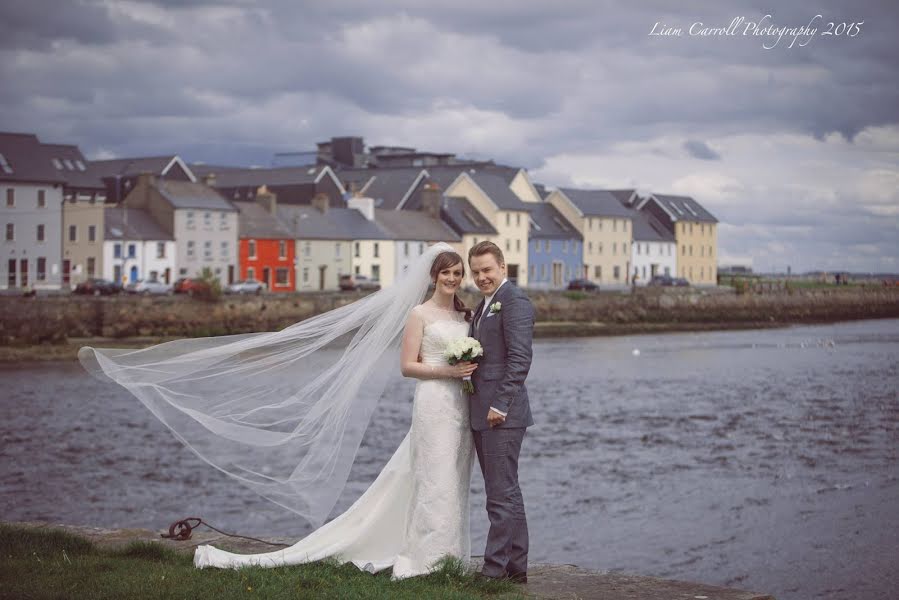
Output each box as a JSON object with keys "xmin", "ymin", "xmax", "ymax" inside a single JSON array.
[
  {"xmin": 567, "ymin": 278, "xmax": 599, "ymax": 291},
  {"xmin": 647, "ymin": 275, "xmax": 675, "ymax": 287},
  {"xmin": 173, "ymin": 277, "xmax": 212, "ymax": 297},
  {"xmin": 73, "ymin": 278, "xmax": 123, "ymax": 296},
  {"xmin": 125, "ymin": 279, "xmax": 173, "ymax": 295},
  {"xmin": 225, "ymin": 279, "xmax": 266, "ymax": 295},
  {"xmin": 674, "ymin": 277, "xmax": 690, "ymax": 287},
  {"xmin": 339, "ymin": 274, "xmax": 381, "ymax": 291}
]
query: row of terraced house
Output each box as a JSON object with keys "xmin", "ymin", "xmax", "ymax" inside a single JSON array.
[{"xmin": 0, "ymin": 133, "xmax": 719, "ymax": 292}]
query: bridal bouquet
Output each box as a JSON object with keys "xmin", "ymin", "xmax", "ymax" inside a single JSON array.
[{"xmin": 444, "ymin": 337, "xmax": 483, "ymax": 393}]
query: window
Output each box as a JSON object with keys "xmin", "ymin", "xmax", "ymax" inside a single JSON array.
[
  {"xmin": 689, "ymin": 245, "xmax": 693, "ymax": 257},
  {"xmin": 248, "ymin": 240, "xmax": 257, "ymax": 259},
  {"xmin": 335, "ymin": 243, "xmax": 341, "ymax": 258},
  {"xmin": 373, "ymin": 242, "xmax": 379, "ymax": 258},
  {"xmin": 598, "ymin": 242, "xmax": 603, "ymax": 255},
  {"xmin": 279, "ymin": 240, "xmax": 287, "ymax": 259},
  {"xmin": 372, "ymin": 264, "xmax": 380, "ymax": 281},
  {"xmin": 614, "ymin": 265, "xmax": 620, "ymax": 280},
  {"xmin": 114, "ymin": 243, "xmax": 122, "ymax": 258},
  {"xmin": 588, "ymin": 241, "xmax": 593, "ymax": 254},
  {"xmin": 681, "ymin": 244, "xmax": 686, "ymax": 255},
  {"xmin": 127, "ymin": 243, "xmax": 135, "ymax": 258},
  {"xmin": 36, "ymin": 224, "xmax": 45, "ymax": 242},
  {"xmin": 701, "ymin": 266, "xmax": 705, "ymax": 279},
  {"xmin": 419, "ymin": 242, "xmax": 424, "ymax": 254},
  {"xmin": 563, "ymin": 240, "xmax": 569, "ymax": 253},
  {"xmin": 530, "ymin": 265, "xmax": 535, "ymax": 279},
  {"xmin": 612, "ymin": 242, "xmax": 617, "ymax": 255},
  {"xmin": 247, "ymin": 267, "xmax": 255, "ymax": 280},
  {"xmin": 0, "ymin": 154, "xmax": 13, "ymax": 174},
  {"xmin": 505, "ymin": 213, "xmax": 510, "ymax": 227},
  {"xmin": 88, "ymin": 225, "xmax": 96, "ymax": 242},
  {"xmin": 354, "ymin": 242, "xmax": 360, "ymax": 258},
  {"xmin": 594, "ymin": 265, "xmax": 601, "ymax": 279},
  {"xmin": 354, "ymin": 265, "xmax": 360, "ymax": 275},
  {"xmin": 546, "ymin": 240, "xmax": 552, "ymax": 252},
  {"xmin": 6, "ymin": 189, "xmax": 14, "ymax": 207},
  {"xmin": 187, "ymin": 240, "xmax": 195, "ymax": 258},
  {"xmin": 156, "ymin": 242, "xmax": 165, "ymax": 258},
  {"xmin": 689, "ymin": 266, "xmax": 694, "ymax": 279},
  {"xmin": 38, "ymin": 190, "xmax": 46, "ymax": 208},
  {"xmin": 404, "ymin": 242, "xmax": 409, "ymax": 257},
  {"xmin": 37, "ymin": 257, "xmax": 46, "ymax": 281},
  {"xmin": 304, "ymin": 241, "xmax": 311, "ymax": 257},
  {"xmin": 516, "ymin": 213, "xmax": 521, "ymax": 226},
  {"xmin": 535, "ymin": 240, "xmax": 541, "ymax": 253},
  {"xmin": 186, "ymin": 211, "xmax": 195, "ymax": 229},
  {"xmin": 203, "ymin": 240, "xmax": 212, "ymax": 260},
  {"xmin": 690, "ymin": 223, "xmax": 694, "ymax": 234},
  {"xmin": 220, "ymin": 241, "xmax": 228, "ymax": 259},
  {"xmin": 302, "ymin": 267, "xmax": 309, "ymax": 283},
  {"xmin": 516, "ymin": 239, "xmax": 521, "ymax": 252},
  {"xmin": 276, "ymin": 267, "xmax": 289, "ymax": 285},
  {"xmin": 505, "ymin": 239, "xmax": 511, "ymax": 251},
  {"xmin": 87, "ymin": 257, "xmax": 95, "ymax": 276},
  {"xmin": 701, "ymin": 246, "xmax": 704, "ymax": 257},
  {"xmin": 204, "ymin": 212, "xmax": 212, "ymax": 227},
  {"xmin": 220, "ymin": 212, "xmax": 228, "ymax": 230},
  {"xmin": 68, "ymin": 225, "xmax": 77, "ymax": 242},
  {"xmin": 613, "ymin": 220, "xmax": 617, "ymax": 232},
  {"xmin": 541, "ymin": 264, "xmax": 547, "ymax": 279}
]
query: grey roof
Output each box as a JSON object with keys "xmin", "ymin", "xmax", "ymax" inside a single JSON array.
[
  {"xmin": 533, "ymin": 183, "xmax": 549, "ymax": 200},
  {"xmin": 155, "ymin": 179, "xmax": 237, "ymax": 211},
  {"xmin": 41, "ymin": 143, "xmax": 105, "ymax": 189},
  {"xmin": 0, "ymin": 132, "xmax": 66, "ymax": 184},
  {"xmin": 336, "ymin": 167, "xmax": 426, "ymax": 210},
  {"xmin": 441, "ymin": 196, "xmax": 497, "ymax": 235},
  {"xmin": 91, "ymin": 155, "xmax": 188, "ymax": 178},
  {"xmin": 608, "ymin": 189, "xmax": 637, "ymax": 206},
  {"xmin": 467, "ymin": 171, "xmax": 529, "ymax": 211},
  {"xmin": 233, "ymin": 201, "xmax": 294, "ymax": 239},
  {"xmin": 527, "ymin": 203, "xmax": 582, "ymax": 240},
  {"xmin": 277, "ymin": 206, "xmax": 390, "ymax": 241},
  {"xmin": 104, "ymin": 206, "xmax": 173, "ymax": 241},
  {"xmin": 651, "ymin": 194, "xmax": 718, "ymax": 223},
  {"xmin": 631, "ymin": 209, "xmax": 675, "ymax": 242},
  {"xmin": 190, "ymin": 164, "xmax": 330, "ymax": 187},
  {"xmin": 558, "ymin": 188, "xmax": 635, "ymax": 218},
  {"xmin": 373, "ymin": 208, "xmax": 461, "ymax": 242}
]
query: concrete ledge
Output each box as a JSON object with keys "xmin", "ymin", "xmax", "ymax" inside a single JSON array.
[{"xmin": 7, "ymin": 521, "xmax": 776, "ymax": 600}]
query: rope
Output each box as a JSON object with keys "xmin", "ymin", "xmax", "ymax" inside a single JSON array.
[{"xmin": 160, "ymin": 517, "xmax": 290, "ymax": 547}]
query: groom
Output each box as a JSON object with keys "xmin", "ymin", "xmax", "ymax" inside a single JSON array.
[{"xmin": 467, "ymin": 241, "xmax": 535, "ymax": 584}]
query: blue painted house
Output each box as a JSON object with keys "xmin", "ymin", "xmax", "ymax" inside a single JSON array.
[{"xmin": 526, "ymin": 202, "xmax": 582, "ymax": 289}]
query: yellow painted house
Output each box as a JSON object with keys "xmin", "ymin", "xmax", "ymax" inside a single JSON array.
[
  {"xmin": 546, "ymin": 188, "xmax": 635, "ymax": 286},
  {"xmin": 636, "ymin": 194, "xmax": 718, "ymax": 286}
]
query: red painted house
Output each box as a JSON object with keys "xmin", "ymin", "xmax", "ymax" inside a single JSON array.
[{"xmin": 234, "ymin": 188, "xmax": 295, "ymax": 292}]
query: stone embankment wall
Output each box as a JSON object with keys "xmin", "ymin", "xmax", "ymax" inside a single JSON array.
[{"xmin": 1, "ymin": 287, "xmax": 898, "ymax": 345}]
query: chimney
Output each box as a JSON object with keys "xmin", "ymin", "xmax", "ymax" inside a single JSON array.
[
  {"xmin": 347, "ymin": 195, "xmax": 375, "ymax": 221},
  {"xmin": 312, "ymin": 192, "xmax": 329, "ymax": 214},
  {"xmin": 255, "ymin": 185, "xmax": 277, "ymax": 214},
  {"xmin": 126, "ymin": 172, "xmax": 156, "ymax": 208},
  {"xmin": 420, "ymin": 181, "xmax": 442, "ymax": 219},
  {"xmin": 203, "ymin": 172, "xmax": 217, "ymax": 187}
]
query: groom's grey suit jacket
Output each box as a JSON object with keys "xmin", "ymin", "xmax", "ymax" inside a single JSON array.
[{"xmin": 469, "ymin": 281, "xmax": 536, "ymax": 431}]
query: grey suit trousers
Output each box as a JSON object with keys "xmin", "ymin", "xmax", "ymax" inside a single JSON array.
[{"xmin": 473, "ymin": 426, "xmax": 528, "ymax": 577}]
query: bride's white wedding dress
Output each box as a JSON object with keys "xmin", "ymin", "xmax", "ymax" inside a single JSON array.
[{"xmin": 193, "ymin": 307, "xmax": 474, "ymax": 580}]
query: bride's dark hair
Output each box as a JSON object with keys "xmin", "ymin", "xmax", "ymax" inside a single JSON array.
[{"xmin": 430, "ymin": 250, "xmax": 473, "ymax": 322}]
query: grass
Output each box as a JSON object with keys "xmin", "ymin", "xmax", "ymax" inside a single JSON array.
[{"xmin": 0, "ymin": 524, "xmax": 523, "ymax": 600}]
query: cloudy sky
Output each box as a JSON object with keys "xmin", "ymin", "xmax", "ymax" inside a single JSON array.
[{"xmin": 2, "ymin": 1, "xmax": 898, "ymax": 273}]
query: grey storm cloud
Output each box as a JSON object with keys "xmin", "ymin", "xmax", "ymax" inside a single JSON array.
[{"xmin": 1, "ymin": 0, "xmax": 898, "ymax": 271}]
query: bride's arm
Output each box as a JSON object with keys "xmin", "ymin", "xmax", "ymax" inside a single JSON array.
[{"xmin": 400, "ymin": 308, "xmax": 449, "ymax": 379}]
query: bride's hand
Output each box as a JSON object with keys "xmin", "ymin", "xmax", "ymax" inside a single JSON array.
[{"xmin": 449, "ymin": 361, "xmax": 478, "ymax": 378}]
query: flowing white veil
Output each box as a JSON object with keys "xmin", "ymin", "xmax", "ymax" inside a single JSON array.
[{"xmin": 78, "ymin": 242, "xmax": 455, "ymax": 527}]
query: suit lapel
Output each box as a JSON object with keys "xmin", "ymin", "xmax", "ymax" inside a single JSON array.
[{"xmin": 471, "ymin": 298, "xmax": 485, "ymax": 338}]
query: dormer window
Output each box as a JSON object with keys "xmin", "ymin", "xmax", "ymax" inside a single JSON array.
[{"xmin": 52, "ymin": 158, "xmax": 63, "ymax": 170}]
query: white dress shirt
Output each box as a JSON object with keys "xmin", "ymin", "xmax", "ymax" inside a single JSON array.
[{"xmin": 479, "ymin": 278, "xmax": 508, "ymax": 418}]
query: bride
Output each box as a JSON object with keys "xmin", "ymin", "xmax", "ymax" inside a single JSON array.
[{"xmin": 78, "ymin": 243, "xmax": 479, "ymax": 579}]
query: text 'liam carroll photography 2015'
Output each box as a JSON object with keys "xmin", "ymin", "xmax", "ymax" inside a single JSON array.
[{"xmin": 649, "ymin": 14, "xmax": 863, "ymax": 49}]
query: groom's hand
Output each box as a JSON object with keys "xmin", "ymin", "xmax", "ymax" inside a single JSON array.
[{"xmin": 487, "ymin": 408, "xmax": 505, "ymax": 428}]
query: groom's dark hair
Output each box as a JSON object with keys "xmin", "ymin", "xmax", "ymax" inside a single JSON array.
[{"xmin": 468, "ymin": 241, "xmax": 505, "ymax": 266}]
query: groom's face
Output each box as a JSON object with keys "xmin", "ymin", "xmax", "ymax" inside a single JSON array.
[{"xmin": 469, "ymin": 253, "xmax": 506, "ymax": 297}]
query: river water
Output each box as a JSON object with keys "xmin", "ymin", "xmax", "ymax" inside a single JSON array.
[{"xmin": 2, "ymin": 319, "xmax": 897, "ymax": 600}]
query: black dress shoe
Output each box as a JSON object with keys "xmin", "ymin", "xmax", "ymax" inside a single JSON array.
[{"xmin": 507, "ymin": 571, "xmax": 528, "ymax": 584}]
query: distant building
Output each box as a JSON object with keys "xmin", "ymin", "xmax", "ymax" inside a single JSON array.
[
  {"xmin": 0, "ymin": 132, "xmax": 67, "ymax": 290},
  {"xmin": 629, "ymin": 209, "xmax": 676, "ymax": 284},
  {"xmin": 103, "ymin": 206, "xmax": 175, "ymax": 284},
  {"xmin": 190, "ymin": 164, "xmax": 345, "ymax": 208},
  {"xmin": 121, "ymin": 174, "xmax": 239, "ymax": 285},
  {"xmin": 637, "ymin": 194, "xmax": 718, "ymax": 286},
  {"xmin": 234, "ymin": 186, "xmax": 296, "ymax": 292},
  {"xmin": 526, "ymin": 203, "xmax": 582, "ymax": 289}
]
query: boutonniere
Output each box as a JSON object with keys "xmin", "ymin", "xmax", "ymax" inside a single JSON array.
[{"xmin": 488, "ymin": 301, "xmax": 502, "ymax": 315}]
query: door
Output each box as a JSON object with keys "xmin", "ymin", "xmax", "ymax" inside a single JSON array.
[
  {"xmin": 63, "ymin": 260, "xmax": 71, "ymax": 286},
  {"xmin": 227, "ymin": 265, "xmax": 234, "ymax": 285},
  {"xmin": 19, "ymin": 259, "xmax": 28, "ymax": 287},
  {"xmin": 507, "ymin": 264, "xmax": 518, "ymax": 284},
  {"xmin": 552, "ymin": 262, "xmax": 563, "ymax": 287},
  {"xmin": 319, "ymin": 265, "xmax": 326, "ymax": 290},
  {"xmin": 8, "ymin": 259, "xmax": 16, "ymax": 287},
  {"xmin": 129, "ymin": 265, "xmax": 138, "ymax": 283},
  {"xmin": 262, "ymin": 267, "xmax": 271, "ymax": 287},
  {"xmin": 164, "ymin": 268, "xmax": 171, "ymax": 284}
]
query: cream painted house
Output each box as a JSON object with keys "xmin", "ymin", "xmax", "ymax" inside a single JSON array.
[
  {"xmin": 637, "ymin": 194, "xmax": 719, "ymax": 286},
  {"xmin": 546, "ymin": 188, "xmax": 635, "ymax": 287}
]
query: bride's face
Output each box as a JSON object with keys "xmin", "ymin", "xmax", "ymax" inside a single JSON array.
[{"xmin": 434, "ymin": 262, "xmax": 464, "ymax": 295}]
